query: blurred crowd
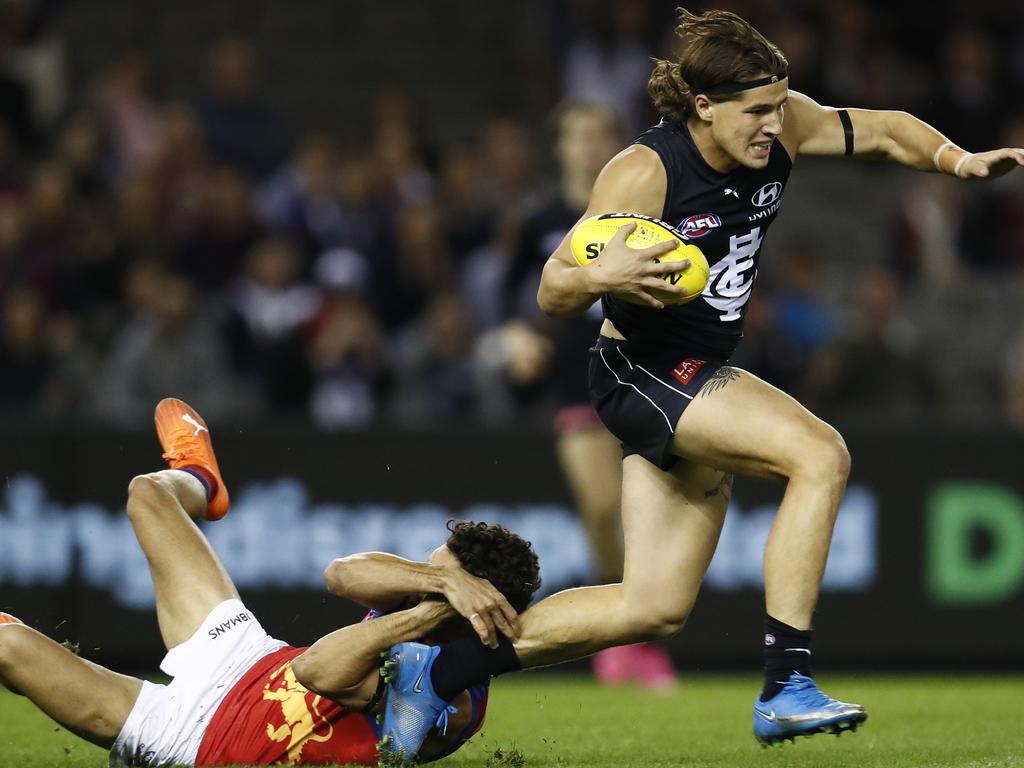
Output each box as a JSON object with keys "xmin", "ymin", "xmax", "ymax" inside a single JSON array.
[{"xmin": 2, "ymin": 0, "xmax": 1024, "ymax": 431}]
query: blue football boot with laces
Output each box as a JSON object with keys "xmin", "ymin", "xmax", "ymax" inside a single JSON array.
[
  {"xmin": 378, "ymin": 642, "xmax": 450, "ymax": 761},
  {"xmin": 753, "ymin": 673, "xmax": 867, "ymax": 744}
]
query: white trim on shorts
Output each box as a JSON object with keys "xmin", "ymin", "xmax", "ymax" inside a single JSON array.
[
  {"xmin": 109, "ymin": 599, "xmax": 286, "ymax": 767},
  {"xmin": 618, "ymin": 349, "xmax": 694, "ymax": 401},
  {"xmin": 598, "ymin": 347, "xmax": 675, "ymax": 431}
]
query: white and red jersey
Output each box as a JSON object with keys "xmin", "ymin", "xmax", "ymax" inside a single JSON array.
[
  {"xmin": 111, "ymin": 600, "xmax": 489, "ymax": 767},
  {"xmin": 194, "ymin": 645, "xmax": 380, "ymax": 766}
]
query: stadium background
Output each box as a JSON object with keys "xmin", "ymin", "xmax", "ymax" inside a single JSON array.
[{"xmin": 1, "ymin": 0, "xmax": 1023, "ymax": 673}]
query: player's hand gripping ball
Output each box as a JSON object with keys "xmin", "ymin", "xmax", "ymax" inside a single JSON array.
[{"xmin": 570, "ymin": 213, "xmax": 710, "ymax": 305}]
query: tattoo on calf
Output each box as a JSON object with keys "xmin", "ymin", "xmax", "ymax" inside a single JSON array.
[
  {"xmin": 704, "ymin": 473, "xmax": 734, "ymax": 500},
  {"xmin": 698, "ymin": 366, "xmax": 741, "ymax": 398}
]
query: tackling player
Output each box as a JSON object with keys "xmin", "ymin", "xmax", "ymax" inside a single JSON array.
[
  {"xmin": 379, "ymin": 7, "xmax": 1024, "ymax": 757},
  {"xmin": 0, "ymin": 398, "xmax": 540, "ymax": 766}
]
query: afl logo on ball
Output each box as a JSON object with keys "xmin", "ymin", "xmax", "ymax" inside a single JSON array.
[
  {"xmin": 678, "ymin": 213, "xmax": 721, "ymax": 239},
  {"xmin": 752, "ymin": 182, "xmax": 782, "ymax": 207}
]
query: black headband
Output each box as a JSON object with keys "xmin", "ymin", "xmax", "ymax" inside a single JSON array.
[{"xmin": 700, "ymin": 72, "xmax": 788, "ymax": 96}]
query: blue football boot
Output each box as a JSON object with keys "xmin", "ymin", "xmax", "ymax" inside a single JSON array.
[
  {"xmin": 753, "ymin": 673, "xmax": 867, "ymax": 744},
  {"xmin": 378, "ymin": 642, "xmax": 450, "ymax": 761}
]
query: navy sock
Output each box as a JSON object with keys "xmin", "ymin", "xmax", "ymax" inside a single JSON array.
[
  {"xmin": 760, "ymin": 614, "xmax": 813, "ymax": 702},
  {"xmin": 429, "ymin": 636, "xmax": 522, "ymax": 701},
  {"xmin": 178, "ymin": 467, "xmax": 215, "ymax": 501}
]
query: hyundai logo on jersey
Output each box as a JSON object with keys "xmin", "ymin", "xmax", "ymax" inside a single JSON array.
[
  {"xmin": 678, "ymin": 213, "xmax": 721, "ymax": 238},
  {"xmin": 752, "ymin": 182, "xmax": 783, "ymax": 207}
]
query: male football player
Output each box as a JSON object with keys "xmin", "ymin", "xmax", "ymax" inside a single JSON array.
[
  {"xmin": 379, "ymin": 7, "xmax": 1024, "ymax": 757},
  {"xmin": 0, "ymin": 398, "xmax": 539, "ymax": 765}
]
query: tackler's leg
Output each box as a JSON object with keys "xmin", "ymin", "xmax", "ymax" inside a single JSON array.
[
  {"xmin": 0, "ymin": 614, "xmax": 142, "ymax": 749},
  {"xmin": 126, "ymin": 399, "xmax": 238, "ymax": 651}
]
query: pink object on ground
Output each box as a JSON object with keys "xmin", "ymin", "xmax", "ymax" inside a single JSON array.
[
  {"xmin": 592, "ymin": 643, "xmax": 678, "ymax": 690},
  {"xmin": 632, "ymin": 643, "xmax": 679, "ymax": 691}
]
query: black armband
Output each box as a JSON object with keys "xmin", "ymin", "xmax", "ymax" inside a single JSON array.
[{"xmin": 837, "ymin": 109, "xmax": 854, "ymax": 156}]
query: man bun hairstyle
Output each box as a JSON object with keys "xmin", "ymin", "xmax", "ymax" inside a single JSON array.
[
  {"xmin": 648, "ymin": 8, "xmax": 788, "ymax": 121},
  {"xmin": 446, "ymin": 520, "xmax": 541, "ymax": 613}
]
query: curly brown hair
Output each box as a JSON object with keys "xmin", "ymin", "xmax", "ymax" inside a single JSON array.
[
  {"xmin": 445, "ymin": 520, "xmax": 541, "ymax": 613},
  {"xmin": 648, "ymin": 8, "xmax": 788, "ymax": 122}
]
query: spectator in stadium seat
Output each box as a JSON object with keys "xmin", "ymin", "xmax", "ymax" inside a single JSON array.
[
  {"xmin": 393, "ymin": 292, "xmax": 485, "ymax": 428},
  {"xmin": 818, "ymin": 263, "xmax": 940, "ymax": 422},
  {"xmin": 365, "ymin": 85, "xmax": 436, "ymax": 206},
  {"xmin": 196, "ymin": 36, "xmax": 289, "ymax": 180},
  {"xmin": 436, "ymin": 143, "xmax": 494, "ymax": 261},
  {"xmin": 308, "ymin": 250, "xmax": 390, "ymax": 429},
  {"xmin": 0, "ymin": 287, "xmax": 51, "ymax": 413},
  {"xmin": 255, "ymin": 132, "xmax": 354, "ymax": 253},
  {"xmin": 90, "ymin": 270, "xmax": 242, "ymax": 427},
  {"xmin": 224, "ymin": 237, "xmax": 319, "ymax": 413},
  {"xmin": 157, "ymin": 103, "xmax": 214, "ymax": 236},
  {"xmin": 957, "ymin": 117, "xmax": 1024, "ymax": 273},
  {"xmin": 476, "ymin": 114, "xmax": 537, "ymax": 216},
  {"xmin": 175, "ymin": 164, "xmax": 263, "ymax": 294},
  {"xmin": 93, "ymin": 50, "xmax": 164, "ymax": 178},
  {"xmin": 0, "ymin": 15, "xmax": 39, "ymax": 153},
  {"xmin": 559, "ymin": 0, "xmax": 657, "ymax": 135},
  {"xmin": 35, "ymin": 309, "xmax": 100, "ymax": 423},
  {"xmin": 16, "ymin": 162, "xmax": 74, "ymax": 302},
  {"xmin": 0, "ymin": 117, "xmax": 28, "ymax": 194},
  {"xmin": 54, "ymin": 112, "xmax": 109, "ymax": 198},
  {"xmin": 51, "ymin": 199, "xmax": 124, "ymax": 320},
  {"xmin": 1002, "ymin": 329, "xmax": 1024, "ymax": 429},
  {"xmin": 927, "ymin": 30, "xmax": 1003, "ymax": 153},
  {"xmin": 888, "ymin": 174, "xmax": 964, "ymax": 287},
  {"xmin": 0, "ymin": 196, "xmax": 31, "ymax": 290},
  {"xmin": 391, "ymin": 291, "xmax": 481, "ymax": 426},
  {"xmin": 376, "ymin": 201, "xmax": 455, "ymax": 331}
]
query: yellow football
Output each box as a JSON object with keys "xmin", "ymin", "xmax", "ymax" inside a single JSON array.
[{"xmin": 569, "ymin": 213, "xmax": 709, "ymax": 305}]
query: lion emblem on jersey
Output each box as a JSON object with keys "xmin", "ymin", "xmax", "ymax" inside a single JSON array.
[{"xmin": 263, "ymin": 661, "xmax": 334, "ymax": 764}]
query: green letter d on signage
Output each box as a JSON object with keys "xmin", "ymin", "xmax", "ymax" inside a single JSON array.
[{"xmin": 928, "ymin": 484, "xmax": 1024, "ymax": 605}]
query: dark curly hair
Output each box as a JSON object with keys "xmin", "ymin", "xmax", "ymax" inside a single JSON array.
[{"xmin": 445, "ymin": 520, "xmax": 541, "ymax": 613}]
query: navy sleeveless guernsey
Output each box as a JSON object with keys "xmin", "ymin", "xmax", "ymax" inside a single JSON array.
[{"xmin": 602, "ymin": 118, "xmax": 793, "ymax": 358}]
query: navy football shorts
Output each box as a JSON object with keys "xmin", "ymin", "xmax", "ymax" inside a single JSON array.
[{"xmin": 588, "ymin": 335, "xmax": 727, "ymax": 470}]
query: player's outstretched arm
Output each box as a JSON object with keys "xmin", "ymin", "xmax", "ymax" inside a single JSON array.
[
  {"xmin": 292, "ymin": 599, "xmax": 455, "ymax": 706},
  {"xmin": 537, "ymin": 145, "xmax": 691, "ymax": 315},
  {"xmin": 784, "ymin": 90, "xmax": 1024, "ymax": 179},
  {"xmin": 325, "ymin": 552, "xmax": 518, "ymax": 646}
]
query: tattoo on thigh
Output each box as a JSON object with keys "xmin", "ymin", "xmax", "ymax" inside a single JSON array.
[
  {"xmin": 704, "ymin": 472, "xmax": 734, "ymax": 500},
  {"xmin": 698, "ymin": 366, "xmax": 741, "ymax": 398}
]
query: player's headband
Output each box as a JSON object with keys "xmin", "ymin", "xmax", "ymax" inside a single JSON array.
[{"xmin": 699, "ymin": 72, "xmax": 788, "ymax": 96}]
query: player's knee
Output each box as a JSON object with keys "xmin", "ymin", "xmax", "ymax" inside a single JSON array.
[
  {"xmin": 812, "ymin": 426, "xmax": 851, "ymax": 481},
  {"xmin": 126, "ymin": 473, "xmax": 173, "ymax": 515},
  {"xmin": 0, "ymin": 624, "xmax": 32, "ymax": 671},
  {"xmin": 790, "ymin": 423, "xmax": 851, "ymax": 484}
]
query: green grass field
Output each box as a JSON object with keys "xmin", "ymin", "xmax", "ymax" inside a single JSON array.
[{"xmin": 3, "ymin": 674, "xmax": 1023, "ymax": 768}]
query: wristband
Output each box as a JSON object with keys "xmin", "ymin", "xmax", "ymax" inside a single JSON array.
[{"xmin": 953, "ymin": 153, "xmax": 973, "ymax": 179}]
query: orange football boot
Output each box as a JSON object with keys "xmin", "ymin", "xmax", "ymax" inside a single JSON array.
[{"xmin": 154, "ymin": 398, "xmax": 230, "ymax": 520}]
